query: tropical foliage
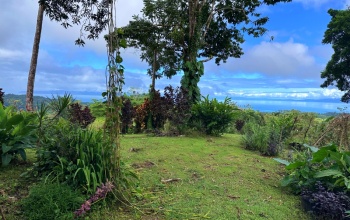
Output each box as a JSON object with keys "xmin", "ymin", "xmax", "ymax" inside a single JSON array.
[{"xmin": 0, "ymin": 103, "xmax": 37, "ymax": 166}]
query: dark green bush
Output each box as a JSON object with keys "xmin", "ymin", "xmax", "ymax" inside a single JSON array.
[
  {"xmin": 21, "ymin": 182, "xmax": 84, "ymax": 220},
  {"xmin": 190, "ymin": 96, "xmax": 237, "ymax": 136}
]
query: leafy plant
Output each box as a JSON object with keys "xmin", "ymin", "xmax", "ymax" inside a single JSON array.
[
  {"xmin": 0, "ymin": 103, "xmax": 37, "ymax": 166},
  {"xmin": 89, "ymin": 99, "xmax": 106, "ymax": 118},
  {"xmin": 69, "ymin": 102, "xmax": 95, "ymax": 128},
  {"xmin": 243, "ymin": 122, "xmax": 269, "ymax": 152},
  {"xmin": 233, "ymin": 108, "xmax": 265, "ymax": 133},
  {"xmin": 190, "ymin": 96, "xmax": 237, "ymax": 136},
  {"xmin": 301, "ymin": 181, "xmax": 350, "ymax": 220},
  {"xmin": 21, "ymin": 182, "xmax": 84, "ymax": 220},
  {"xmin": 121, "ymin": 96, "xmax": 136, "ymax": 134},
  {"xmin": 275, "ymin": 144, "xmax": 350, "ymax": 193},
  {"xmin": 163, "ymin": 86, "xmax": 191, "ymax": 135}
]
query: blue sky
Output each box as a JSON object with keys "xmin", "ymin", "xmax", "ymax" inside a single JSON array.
[{"xmin": 0, "ymin": 0, "xmax": 349, "ymax": 103}]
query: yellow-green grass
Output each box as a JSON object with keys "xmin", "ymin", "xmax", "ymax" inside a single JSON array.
[{"xmin": 91, "ymin": 134, "xmax": 310, "ymax": 220}]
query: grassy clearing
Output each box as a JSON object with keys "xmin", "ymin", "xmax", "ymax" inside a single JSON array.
[
  {"xmin": 0, "ymin": 134, "xmax": 310, "ymax": 220},
  {"xmin": 92, "ymin": 134, "xmax": 310, "ymax": 219}
]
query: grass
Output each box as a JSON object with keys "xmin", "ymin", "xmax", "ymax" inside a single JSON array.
[
  {"xmin": 0, "ymin": 134, "xmax": 311, "ymax": 220},
  {"xmin": 0, "ymin": 150, "xmax": 36, "ymax": 220},
  {"xmin": 91, "ymin": 133, "xmax": 310, "ymax": 219}
]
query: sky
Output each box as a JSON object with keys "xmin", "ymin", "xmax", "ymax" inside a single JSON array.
[{"xmin": 1, "ymin": 0, "xmax": 350, "ymax": 103}]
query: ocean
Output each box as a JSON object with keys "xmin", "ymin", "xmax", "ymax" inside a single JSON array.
[{"xmin": 232, "ymin": 99, "xmax": 349, "ymax": 114}]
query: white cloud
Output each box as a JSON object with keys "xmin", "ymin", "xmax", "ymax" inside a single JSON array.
[
  {"xmin": 294, "ymin": 0, "xmax": 332, "ymax": 8},
  {"xmin": 215, "ymin": 39, "xmax": 319, "ymax": 78}
]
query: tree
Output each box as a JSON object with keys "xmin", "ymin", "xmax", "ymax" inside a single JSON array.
[
  {"xmin": 126, "ymin": 0, "xmax": 292, "ymax": 103},
  {"xmin": 321, "ymin": 9, "xmax": 350, "ymax": 103},
  {"xmin": 26, "ymin": 4, "xmax": 44, "ymax": 111},
  {"xmin": 123, "ymin": 16, "xmax": 180, "ymax": 97},
  {"xmin": 26, "ymin": 0, "xmax": 111, "ymax": 111}
]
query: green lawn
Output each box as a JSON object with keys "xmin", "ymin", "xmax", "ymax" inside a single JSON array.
[
  {"xmin": 91, "ymin": 133, "xmax": 310, "ymax": 220},
  {"xmin": 0, "ymin": 133, "xmax": 310, "ymax": 220}
]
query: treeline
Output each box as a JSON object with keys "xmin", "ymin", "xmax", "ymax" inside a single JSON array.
[{"xmin": 4, "ymin": 94, "xmax": 51, "ymax": 110}]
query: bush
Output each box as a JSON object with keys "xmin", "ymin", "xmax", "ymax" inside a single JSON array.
[
  {"xmin": 275, "ymin": 144, "xmax": 350, "ymax": 194},
  {"xmin": 233, "ymin": 108, "xmax": 265, "ymax": 133},
  {"xmin": 301, "ymin": 182, "xmax": 350, "ymax": 220},
  {"xmin": 242, "ymin": 122, "xmax": 280, "ymax": 156},
  {"xmin": 121, "ymin": 96, "xmax": 136, "ymax": 134},
  {"xmin": 89, "ymin": 99, "xmax": 106, "ymax": 118},
  {"xmin": 190, "ymin": 96, "xmax": 237, "ymax": 136},
  {"xmin": 69, "ymin": 103, "xmax": 95, "ymax": 128},
  {"xmin": 0, "ymin": 103, "xmax": 37, "ymax": 166},
  {"xmin": 243, "ymin": 122, "xmax": 269, "ymax": 151},
  {"xmin": 33, "ymin": 120, "xmax": 116, "ymax": 193},
  {"xmin": 21, "ymin": 182, "xmax": 84, "ymax": 220}
]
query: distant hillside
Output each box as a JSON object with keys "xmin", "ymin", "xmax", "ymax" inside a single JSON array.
[{"xmin": 4, "ymin": 94, "xmax": 51, "ymax": 110}]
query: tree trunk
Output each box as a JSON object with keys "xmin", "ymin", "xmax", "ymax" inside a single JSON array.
[
  {"xmin": 26, "ymin": 4, "xmax": 44, "ymax": 111},
  {"xmin": 151, "ymin": 50, "xmax": 157, "ymax": 96}
]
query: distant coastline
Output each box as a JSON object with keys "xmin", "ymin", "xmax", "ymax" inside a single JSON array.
[{"xmin": 4, "ymin": 93, "xmax": 348, "ymax": 114}]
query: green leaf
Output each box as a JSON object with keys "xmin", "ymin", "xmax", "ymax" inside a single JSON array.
[
  {"xmin": 312, "ymin": 148, "xmax": 330, "ymax": 162},
  {"xmin": 17, "ymin": 149, "xmax": 27, "ymax": 161},
  {"xmin": 273, "ymin": 158, "xmax": 290, "ymax": 166},
  {"xmin": 6, "ymin": 114, "xmax": 24, "ymax": 130},
  {"xmin": 281, "ymin": 175, "xmax": 294, "ymax": 187},
  {"xmin": 314, "ymin": 169, "xmax": 342, "ymax": 178},
  {"xmin": 2, "ymin": 144, "xmax": 13, "ymax": 154},
  {"xmin": 286, "ymin": 161, "xmax": 306, "ymax": 170},
  {"xmin": 120, "ymin": 39, "xmax": 127, "ymax": 48},
  {"xmin": 303, "ymin": 144, "xmax": 319, "ymax": 152},
  {"xmin": 1, "ymin": 154, "xmax": 13, "ymax": 166}
]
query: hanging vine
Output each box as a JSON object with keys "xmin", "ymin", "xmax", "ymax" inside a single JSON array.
[{"xmin": 104, "ymin": 1, "xmax": 127, "ymax": 183}]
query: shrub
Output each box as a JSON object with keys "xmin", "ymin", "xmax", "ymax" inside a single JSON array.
[
  {"xmin": 275, "ymin": 144, "xmax": 350, "ymax": 194},
  {"xmin": 163, "ymin": 86, "xmax": 191, "ymax": 135},
  {"xmin": 190, "ymin": 96, "xmax": 237, "ymax": 136},
  {"xmin": 243, "ymin": 122, "xmax": 269, "ymax": 151},
  {"xmin": 301, "ymin": 181, "xmax": 350, "ymax": 220},
  {"xmin": 89, "ymin": 99, "xmax": 106, "ymax": 117},
  {"xmin": 21, "ymin": 182, "xmax": 84, "ymax": 220},
  {"xmin": 69, "ymin": 103, "xmax": 95, "ymax": 128},
  {"xmin": 121, "ymin": 96, "xmax": 136, "ymax": 134},
  {"xmin": 33, "ymin": 121, "xmax": 116, "ymax": 193},
  {"xmin": 0, "ymin": 103, "xmax": 37, "ymax": 166},
  {"xmin": 233, "ymin": 108, "xmax": 265, "ymax": 133}
]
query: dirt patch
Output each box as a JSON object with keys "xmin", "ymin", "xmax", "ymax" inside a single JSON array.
[{"xmin": 131, "ymin": 161, "xmax": 155, "ymax": 169}]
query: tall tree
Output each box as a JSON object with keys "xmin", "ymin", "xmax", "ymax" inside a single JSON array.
[
  {"xmin": 321, "ymin": 9, "xmax": 350, "ymax": 103},
  {"xmin": 26, "ymin": 4, "xmax": 44, "ymax": 111},
  {"xmin": 26, "ymin": 0, "xmax": 111, "ymax": 111},
  {"xmin": 123, "ymin": 15, "xmax": 180, "ymax": 97},
  {"xmin": 127, "ymin": 0, "xmax": 292, "ymax": 103}
]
